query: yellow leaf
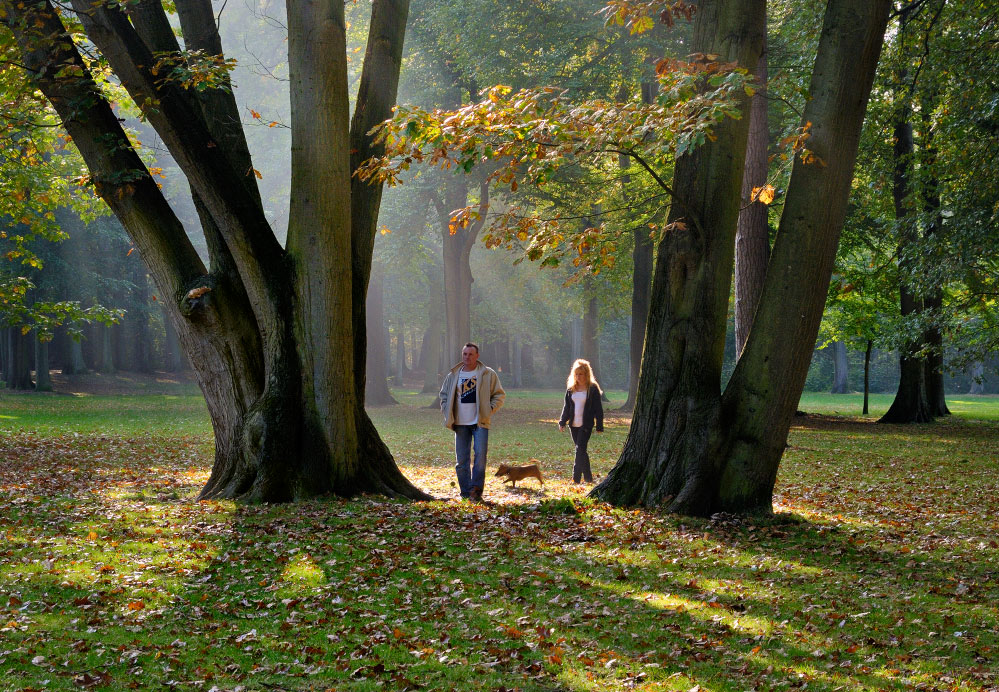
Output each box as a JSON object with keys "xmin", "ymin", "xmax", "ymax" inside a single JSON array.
[
  {"xmin": 127, "ymin": 601, "xmax": 145, "ymax": 611},
  {"xmin": 752, "ymin": 184, "xmax": 775, "ymax": 205},
  {"xmin": 250, "ymin": 109, "xmax": 261, "ymax": 119}
]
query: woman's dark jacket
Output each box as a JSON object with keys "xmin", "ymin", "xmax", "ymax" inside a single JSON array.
[{"xmin": 559, "ymin": 384, "xmax": 604, "ymax": 431}]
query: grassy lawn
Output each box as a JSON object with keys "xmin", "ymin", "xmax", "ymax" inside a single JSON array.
[{"xmin": 1, "ymin": 383, "xmax": 998, "ymax": 691}]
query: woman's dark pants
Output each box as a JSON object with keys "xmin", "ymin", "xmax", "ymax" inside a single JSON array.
[{"xmin": 569, "ymin": 425, "xmax": 593, "ymax": 483}]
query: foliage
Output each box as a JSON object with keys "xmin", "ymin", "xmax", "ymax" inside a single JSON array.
[
  {"xmin": 1, "ymin": 388, "xmax": 998, "ymax": 689},
  {"xmin": 360, "ymin": 58, "xmax": 753, "ymax": 272}
]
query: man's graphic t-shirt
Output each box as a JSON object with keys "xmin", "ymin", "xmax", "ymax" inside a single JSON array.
[{"xmin": 456, "ymin": 370, "xmax": 478, "ymax": 425}]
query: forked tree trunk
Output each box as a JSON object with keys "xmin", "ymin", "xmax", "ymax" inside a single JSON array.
[
  {"xmin": 595, "ymin": 0, "xmax": 891, "ymax": 514},
  {"xmin": 3, "ymin": 0, "xmax": 426, "ymax": 502},
  {"xmin": 734, "ymin": 39, "xmax": 770, "ymax": 359}
]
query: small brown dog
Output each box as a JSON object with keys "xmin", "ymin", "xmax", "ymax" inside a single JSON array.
[{"xmin": 495, "ymin": 461, "xmax": 544, "ymax": 488}]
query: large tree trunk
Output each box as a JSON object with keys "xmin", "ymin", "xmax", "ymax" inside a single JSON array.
[
  {"xmin": 98, "ymin": 325, "xmax": 115, "ymax": 373},
  {"xmin": 595, "ymin": 0, "xmax": 890, "ymax": 514},
  {"xmin": 593, "ymin": 0, "xmax": 767, "ymax": 511},
  {"xmin": 830, "ymin": 340, "xmax": 849, "ymax": 393},
  {"xmin": 3, "ymin": 0, "xmax": 426, "ymax": 502},
  {"xmin": 734, "ymin": 39, "xmax": 770, "ymax": 359}
]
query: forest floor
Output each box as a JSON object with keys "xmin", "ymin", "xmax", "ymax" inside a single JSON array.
[{"xmin": 1, "ymin": 381, "xmax": 998, "ymax": 691}]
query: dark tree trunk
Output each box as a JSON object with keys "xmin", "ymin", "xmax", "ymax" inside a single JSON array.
[
  {"xmin": 6, "ymin": 328, "xmax": 34, "ymax": 390},
  {"xmin": 830, "ymin": 340, "xmax": 849, "ymax": 393},
  {"xmin": 881, "ymin": 52, "xmax": 932, "ymax": 424},
  {"xmin": 734, "ymin": 38, "xmax": 770, "ymax": 359},
  {"xmin": 595, "ymin": 0, "xmax": 890, "ymax": 514},
  {"xmin": 863, "ymin": 340, "xmax": 872, "ymax": 415},
  {"xmin": 64, "ymin": 336, "xmax": 88, "ymax": 375},
  {"xmin": 393, "ymin": 320, "xmax": 406, "ymax": 386},
  {"xmin": 35, "ymin": 333, "xmax": 53, "ymax": 391},
  {"xmin": 365, "ymin": 264, "xmax": 397, "ymax": 406},
  {"xmin": 98, "ymin": 325, "xmax": 115, "ymax": 373}
]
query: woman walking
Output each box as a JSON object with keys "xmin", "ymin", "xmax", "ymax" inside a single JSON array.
[{"xmin": 558, "ymin": 359, "xmax": 604, "ymax": 483}]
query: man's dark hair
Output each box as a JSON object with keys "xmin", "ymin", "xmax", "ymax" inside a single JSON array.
[{"xmin": 463, "ymin": 342, "xmax": 479, "ymax": 353}]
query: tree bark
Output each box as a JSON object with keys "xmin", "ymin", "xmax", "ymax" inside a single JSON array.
[
  {"xmin": 595, "ymin": 0, "xmax": 891, "ymax": 514},
  {"xmin": 830, "ymin": 340, "xmax": 849, "ymax": 393},
  {"xmin": 65, "ymin": 336, "xmax": 87, "ymax": 375},
  {"xmin": 734, "ymin": 39, "xmax": 770, "ymax": 359}
]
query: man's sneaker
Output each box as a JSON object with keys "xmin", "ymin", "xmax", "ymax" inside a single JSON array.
[{"xmin": 469, "ymin": 487, "xmax": 483, "ymax": 503}]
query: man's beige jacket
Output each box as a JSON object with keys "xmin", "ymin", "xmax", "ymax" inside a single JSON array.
[{"xmin": 439, "ymin": 362, "xmax": 506, "ymax": 430}]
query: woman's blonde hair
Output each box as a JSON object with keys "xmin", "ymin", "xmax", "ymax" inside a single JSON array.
[{"xmin": 566, "ymin": 358, "xmax": 602, "ymax": 392}]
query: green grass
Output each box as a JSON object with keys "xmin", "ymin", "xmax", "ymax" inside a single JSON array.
[{"xmin": 1, "ymin": 387, "xmax": 998, "ymax": 691}]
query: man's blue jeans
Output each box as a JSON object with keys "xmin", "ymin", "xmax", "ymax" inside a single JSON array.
[{"xmin": 454, "ymin": 424, "xmax": 488, "ymax": 498}]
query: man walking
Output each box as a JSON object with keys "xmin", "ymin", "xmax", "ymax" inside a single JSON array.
[{"xmin": 439, "ymin": 342, "xmax": 505, "ymax": 502}]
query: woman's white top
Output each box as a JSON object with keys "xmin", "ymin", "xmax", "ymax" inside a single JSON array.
[{"xmin": 571, "ymin": 390, "xmax": 587, "ymax": 427}]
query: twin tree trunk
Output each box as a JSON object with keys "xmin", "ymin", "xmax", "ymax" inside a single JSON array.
[
  {"xmin": 3, "ymin": 0, "xmax": 428, "ymax": 501},
  {"xmin": 594, "ymin": 0, "xmax": 891, "ymax": 515}
]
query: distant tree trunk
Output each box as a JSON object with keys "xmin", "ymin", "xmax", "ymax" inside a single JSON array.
[
  {"xmin": 365, "ymin": 264, "xmax": 396, "ymax": 405},
  {"xmin": 620, "ymin": 82, "xmax": 656, "ymax": 411},
  {"xmin": 131, "ymin": 260, "xmax": 154, "ymax": 373},
  {"xmin": 6, "ymin": 328, "xmax": 34, "ymax": 390},
  {"xmin": 437, "ymin": 180, "xmax": 487, "ymax": 361},
  {"xmin": 511, "ymin": 336, "xmax": 523, "ymax": 388},
  {"xmin": 393, "ymin": 320, "xmax": 405, "ymax": 386},
  {"xmin": 35, "ymin": 333, "xmax": 53, "ymax": 391},
  {"xmin": 863, "ymin": 340, "xmax": 872, "ymax": 414},
  {"xmin": 161, "ymin": 307, "xmax": 183, "ymax": 372},
  {"xmin": 98, "ymin": 325, "xmax": 115, "ymax": 373},
  {"xmin": 595, "ymin": 0, "xmax": 890, "ymax": 514},
  {"xmin": 734, "ymin": 38, "xmax": 770, "ymax": 359},
  {"xmin": 64, "ymin": 336, "xmax": 88, "ymax": 375},
  {"xmin": 420, "ymin": 286, "xmax": 444, "ymax": 394},
  {"xmin": 968, "ymin": 361, "xmax": 985, "ymax": 394},
  {"xmin": 830, "ymin": 340, "xmax": 849, "ymax": 393}
]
